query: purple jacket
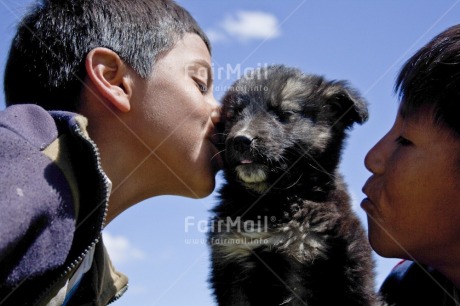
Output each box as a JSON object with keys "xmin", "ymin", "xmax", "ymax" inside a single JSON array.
[{"xmin": 0, "ymin": 104, "xmax": 127, "ymax": 305}]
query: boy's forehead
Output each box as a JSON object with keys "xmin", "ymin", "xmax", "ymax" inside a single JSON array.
[
  {"xmin": 399, "ymin": 100, "xmax": 435, "ymax": 122},
  {"xmin": 398, "ymin": 101, "xmax": 459, "ymax": 137},
  {"xmin": 172, "ymin": 33, "xmax": 210, "ymax": 61},
  {"xmin": 151, "ymin": 33, "xmax": 211, "ymax": 71}
]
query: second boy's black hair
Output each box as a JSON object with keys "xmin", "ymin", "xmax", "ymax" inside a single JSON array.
[
  {"xmin": 396, "ymin": 24, "xmax": 460, "ymax": 136},
  {"xmin": 4, "ymin": 0, "xmax": 210, "ymax": 111}
]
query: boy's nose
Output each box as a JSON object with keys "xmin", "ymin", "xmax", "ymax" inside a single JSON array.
[{"xmin": 364, "ymin": 135, "xmax": 388, "ymax": 175}]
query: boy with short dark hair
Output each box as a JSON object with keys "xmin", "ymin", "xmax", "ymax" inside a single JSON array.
[
  {"xmin": 0, "ymin": 0, "xmax": 221, "ymax": 304},
  {"xmin": 362, "ymin": 24, "xmax": 460, "ymax": 305}
]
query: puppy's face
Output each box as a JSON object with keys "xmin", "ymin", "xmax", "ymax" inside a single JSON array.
[{"xmin": 220, "ymin": 65, "xmax": 368, "ymax": 193}]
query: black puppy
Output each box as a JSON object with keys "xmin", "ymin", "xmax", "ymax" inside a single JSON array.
[{"xmin": 208, "ymin": 65, "xmax": 379, "ymax": 306}]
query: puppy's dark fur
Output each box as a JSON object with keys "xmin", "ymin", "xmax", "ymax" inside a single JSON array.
[{"xmin": 209, "ymin": 65, "xmax": 379, "ymax": 306}]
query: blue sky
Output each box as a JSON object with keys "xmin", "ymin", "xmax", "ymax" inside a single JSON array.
[{"xmin": 1, "ymin": 1, "xmax": 459, "ymax": 305}]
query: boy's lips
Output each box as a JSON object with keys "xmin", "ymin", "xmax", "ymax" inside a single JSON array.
[
  {"xmin": 361, "ymin": 178, "xmax": 378, "ymax": 213},
  {"xmin": 361, "ymin": 177, "xmax": 374, "ymax": 199},
  {"xmin": 360, "ymin": 197, "xmax": 373, "ymax": 209}
]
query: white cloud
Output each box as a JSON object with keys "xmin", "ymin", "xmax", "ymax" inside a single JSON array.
[
  {"xmin": 205, "ymin": 29, "xmax": 228, "ymax": 43},
  {"xmin": 207, "ymin": 11, "xmax": 281, "ymax": 43},
  {"xmin": 103, "ymin": 232, "xmax": 145, "ymax": 265}
]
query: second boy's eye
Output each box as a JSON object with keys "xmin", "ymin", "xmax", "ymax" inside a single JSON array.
[{"xmin": 395, "ymin": 136, "xmax": 412, "ymax": 146}]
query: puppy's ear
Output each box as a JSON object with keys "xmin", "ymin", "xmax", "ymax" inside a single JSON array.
[{"xmin": 321, "ymin": 81, "xmax": 369, "ymax": 128}]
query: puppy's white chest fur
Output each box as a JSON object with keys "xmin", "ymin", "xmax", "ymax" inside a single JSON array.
[{"xmin": 211, "ymin": 220, "xmax": 330, "ymax": 264}]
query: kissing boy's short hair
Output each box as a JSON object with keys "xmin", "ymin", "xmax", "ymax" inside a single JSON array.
[
  {"xmin": 4, "ymin": 0, "xmax": 210, "ymax": 111},
  {"xmin": 396, "ymin": 24, "xmax": 460, "ymax": 136}
]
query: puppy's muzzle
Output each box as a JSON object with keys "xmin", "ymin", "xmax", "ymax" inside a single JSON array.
[
  {"xmin": 232, "ymin": 134, "xmax": 254, "ymax": 153},
  {"xmin": 227, "ymin": 134, "xmax": 269, "ymax": 192}
]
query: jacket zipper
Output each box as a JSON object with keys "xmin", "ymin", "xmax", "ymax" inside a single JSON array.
[
  {"xmin": 33, "ymin": 123, "xmax": 111, "ymax": 305},
  {"xmin": 107, "ymin": 284, "xmax": 129, "ymax": 305}
]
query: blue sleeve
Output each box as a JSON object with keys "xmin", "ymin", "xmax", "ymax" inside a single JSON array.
[{"xmin": 380, "ymin": 260, "xmax": 454, "ymax": 305}]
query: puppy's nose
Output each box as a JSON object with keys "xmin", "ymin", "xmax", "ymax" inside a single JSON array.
[{"xmin": 232, "ymin": 135, "xmax": 253, "ymax": 152}]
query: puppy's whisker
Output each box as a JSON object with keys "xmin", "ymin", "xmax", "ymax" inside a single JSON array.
[
  {"xmin": 293, "ymin": 145, "xmax": 336, "ymax": 180},
  {"xmin": 211, "ymin": 149, "xmax": 226, "ymax": 161},
  {"xmin": 274, "ymin": 173, "xmax": 304, "ymax": 190},
  {"xmin": 307, "ymin": 162, "xmax": 336, "ymax": 180}
]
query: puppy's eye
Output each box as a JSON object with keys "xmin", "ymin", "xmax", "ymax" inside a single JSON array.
[
  {"xmin": 278, "ymin": 110, "xmax": 298, "ymax": 123},
  {"xmin": 226, "ymin": 106, "xmax": 243, "ymax": 121},
  {"xmin": 226, "ymin": 109, "xmax": 234, "ymax": 119},
  {"xmin": 283, "ymin": 110, "xmax": 297, "ymax": 117}
]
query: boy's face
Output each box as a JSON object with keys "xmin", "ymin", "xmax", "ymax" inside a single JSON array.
[
  {"xmin": 362, "ymin": 107, "xmax": 460, "ymax": 266},
  {"xmin": 127, "ymin": 33, "xmax": 222, "ymax": 198}
]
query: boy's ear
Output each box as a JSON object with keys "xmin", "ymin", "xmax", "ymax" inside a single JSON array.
[{"xmin": 85, "ymin": 47, "xmax": 132, "ymax": 112}]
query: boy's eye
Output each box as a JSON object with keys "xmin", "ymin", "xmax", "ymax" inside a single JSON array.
[
  {"xmin": 395, "ymin": 136, "xmax": 412, "ymax": 146},
  {"xmin": 196, "ymin": 81, "xmax": 208, "ymax": 93}
]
